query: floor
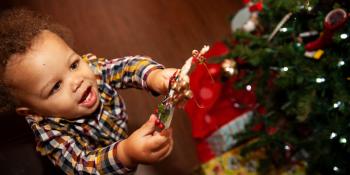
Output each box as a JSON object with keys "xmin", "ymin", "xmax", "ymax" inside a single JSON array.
[{"xmin": 0, "ymin": 0, "xmax": 241, "ymax": 174}]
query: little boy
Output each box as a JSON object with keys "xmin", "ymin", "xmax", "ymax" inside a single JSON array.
[{"xmin": 0, "ymin": 9, "xmax": 178, "ymax": 174}]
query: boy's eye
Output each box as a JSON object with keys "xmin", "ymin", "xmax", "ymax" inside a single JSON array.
[
  {"xmin": 70, "ymin": 60, "xmax": 79, "ymax": 70},
  {"xmin": 50, "ymin": 81, "xmax": 61, "ymax": 95}
]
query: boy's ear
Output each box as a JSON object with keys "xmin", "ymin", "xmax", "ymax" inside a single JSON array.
[{"xmin": 15, "ymin": 107, "xmax": 34, "ymax": 116}]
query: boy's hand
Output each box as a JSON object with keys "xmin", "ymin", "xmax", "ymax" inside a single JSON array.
[
  {"xmin": 117, "ymin": 114, "xmax": 173, "ymax": 167},
  {"xmin": 147, "ymin": 68, "xmax": 178, "ymax": 95}
]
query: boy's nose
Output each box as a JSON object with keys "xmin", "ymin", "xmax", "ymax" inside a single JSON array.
[{"xmin": 72, "ymin": 78, "xmax": 83, "ymax": 92}]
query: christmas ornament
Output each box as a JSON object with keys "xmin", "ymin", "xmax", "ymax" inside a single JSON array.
[
  {"xmin": 184, "ymin": 42, "xmax": 259, "ymax": 164},
  {"xmin": 231, "ymin": 0, "xmax": 263, "ymax": 33},
  {"xmin": 221, "ymin": 59, "xmax": 238, "ymax": 77},
  {"xmin": 305, "ymin": 8, "xmax": 349, "ymax": 51},
  {"xmin": 304, "ymin": 49, "xmax": 324, "ymax": 60},
  {"xmin": 178, "ymin": 42, "xmax": 261, "ymax": 164},
  {"xmin": 155, "ymin": 46, "xmax": 210, "ymax": 129}
]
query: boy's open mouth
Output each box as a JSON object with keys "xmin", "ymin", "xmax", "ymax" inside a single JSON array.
[{"xmin": 79, "ymin": 86, "xmax": 97, "ymax": 108}]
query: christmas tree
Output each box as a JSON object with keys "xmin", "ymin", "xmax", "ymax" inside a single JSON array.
[{"xmin": 221, "ymin": 0, "xmax": 350, "ymax": 174}]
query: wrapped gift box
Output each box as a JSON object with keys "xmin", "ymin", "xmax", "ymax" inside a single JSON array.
[{"xmin": 206, "ymin": 111, "xmax": 253, "ymax": 155}]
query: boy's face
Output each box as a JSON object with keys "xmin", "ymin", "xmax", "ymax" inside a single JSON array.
[{"xmin": 4, "ymin": 30, "xmax": 100, "ymax": 119}]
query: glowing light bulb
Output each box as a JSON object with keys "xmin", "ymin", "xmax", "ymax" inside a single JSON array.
[
  {"xmin": 246, "ymin": 85, "xmax": 252, "ymax": 91},
  {"xmin": 281, "ymin": 67, "xmax": 289, "ymax": 72},
  {"xmin": 280, "ymin": 27, "xmax": 288, "ymax": 32},
  {"xmin": 330, "ymin": 132, "xmax": 337, "ymax": 139},
  {"xmin": 339, "ymin": 137, "xmax": 347, "ymax": 144},
  {"xmin": 340, "ymin": 33, "xmax": 348, "ymax": 39},
  {"xmin": 337, "ymin": 60, "xmax": 345, "ymax": 67},
  {"xmin": 333, "ymin": 101, "xmax": 341, "ymax": 108},
  {"xmin": 333, "ymin": 166, "xmax": 339, "ymax": 172},
  {"xmin": 316, "ymin": 77, "xmax": 325, "ymax": 83}
]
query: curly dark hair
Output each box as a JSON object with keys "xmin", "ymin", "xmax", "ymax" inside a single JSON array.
[{"xmin": 0, "ymin": 8, "xmax": 73, "ymax": 112}]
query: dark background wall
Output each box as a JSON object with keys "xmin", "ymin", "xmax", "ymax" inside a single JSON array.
[{"xmin": 0, "ymin": 0, "xmax": 240, "ymax": 174}]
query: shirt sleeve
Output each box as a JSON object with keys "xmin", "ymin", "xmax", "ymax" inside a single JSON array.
[
  {"xmin": 84, "ymin": 54, "xmax": 164, "ymax": 90},
  {"xmin": 27, "ymin": 118, "xmax": 133, "ymax": 175}
]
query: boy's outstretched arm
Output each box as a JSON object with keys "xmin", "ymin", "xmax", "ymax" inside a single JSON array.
[
  {"xmin": 117, "ymin": 114, "xmax": 173, "ymax": 167},
  {"xmin": 83, "ymin": 54, "xmax": 179, "ymax": 95}
]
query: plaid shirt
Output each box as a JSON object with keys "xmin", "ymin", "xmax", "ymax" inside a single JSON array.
[{"xmin": 26, "ymin": 54, "xmax": 164, "ymax": 175}]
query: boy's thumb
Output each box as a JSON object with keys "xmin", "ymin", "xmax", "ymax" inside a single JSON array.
[{"xmin": 141, "ymin": 114, "xmax": 157, "ymax": 135}]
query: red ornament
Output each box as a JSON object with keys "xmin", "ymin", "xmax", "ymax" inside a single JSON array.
[
  {"xmin": 249, "ymin": 2, "xmax": 263, "ymax": 12},
  {"xmin": 184, "ymin": 42, "xmax": 267, "ymax": 163},
  {"xmin": 203, "ymin": 42, "xmax": 230, "ymax": 60},
  {"xmin": 305, "ymin": 8, "xmax": 349, "ymax": 51},
  {"xmin": 155, "ymin": 118, "xmax": 160, "ymax": 125},
  {"xmin": 184, "ymin": 64, "xmax": 222, "ymax": 138},
  {"xmin": 158, "ymin": 122, "xmax": 164, "ymax": 130},
  {"xmin": 185, "ymin": 42, "xmax": 257, "ymax": 139},
  {"xmin": 153, "ymin": 108, "xmax": 158, "ymax": 114}
]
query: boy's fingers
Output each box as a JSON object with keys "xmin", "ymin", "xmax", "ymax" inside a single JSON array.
[
  {"xmin": 148, "ymin": 133, "xmax": 170, "ymax": 151},
  {"xmin": 160, "ymin": 137, "xmax": 173, "ymax": 160},
  {"xmin": 160, "ymin": 128, "xmax": 173, "ymax": 159},
  {"xmin": 141, "ymin": 114, "xmax": 157, "ymax": 135},
  {"xmin": 151, "ymin": 128, "xmax": 172, "ymax": 146},
  {"xmin": 158, "ymin": 128, "xmax": 172, "ymax": 137},
  {"xmin": 154, "ymin": 127, "xmax": 172, "ymax": 137},
  {"xmin": 150, "ymin": 140, "xmax": 172, "ymax": 161},
  {"xmin": 161, "ymin": 128, "xmax": 172, "ymax": 136}
]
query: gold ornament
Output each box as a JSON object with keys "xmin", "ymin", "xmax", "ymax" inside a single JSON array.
[
  {"xmin": 222, "ymin": 59, "xmax": 238, "ymax": 77},
  {"xmin": 184, "ymin": 90, "xmax": 193, "ymax": 99}
]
